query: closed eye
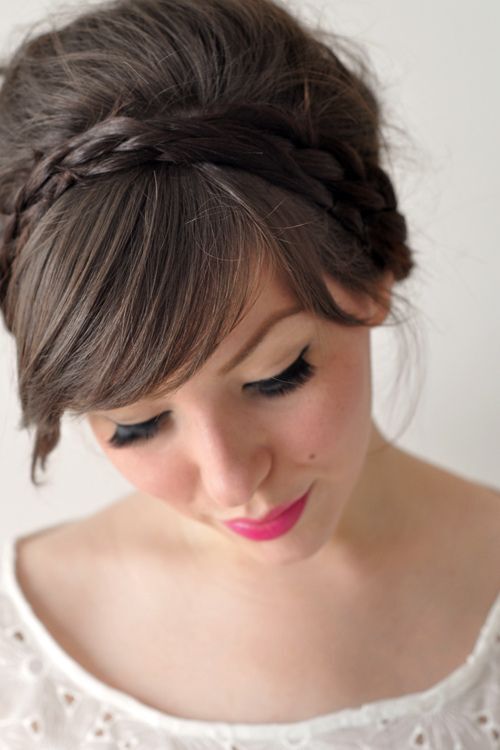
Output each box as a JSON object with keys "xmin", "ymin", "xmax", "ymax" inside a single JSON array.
[
  {"xmin": 244, "ymin": 344, "xmax": 315, "ymax": 397},
  {"xmin": 107, "ymin": 345, "xmax": 316, "ymax": 448},
  {"xmin": 107, "ymin": 411, "xmax": 170, "ymax": 449}
]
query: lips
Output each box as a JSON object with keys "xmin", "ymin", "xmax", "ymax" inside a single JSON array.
[
  {"xmin": 227, "ymin": 492, "xmax": 309, "ymax": 526},
  {"xmin": 221, "ymin": 490, "xmax": 310, "ymax": 541}
]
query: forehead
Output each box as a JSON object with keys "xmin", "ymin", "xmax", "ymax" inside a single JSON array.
[
  {"xmin": 232, "ymin": 267, "xmax": 303, "ymax": 330},
  {"xmin": 172, "ymin": 266, "xmax": 308, "ymax": 381},
  {"xmin": 95, "ymin": 269, "xmax": 308, "ymax": 417}
]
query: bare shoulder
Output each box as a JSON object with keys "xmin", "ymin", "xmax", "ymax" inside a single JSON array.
[
  {"xmin": 396, "ymin": 445, "xmax": 500, "ymax": 584},
  {"xmin": 16, "ymin": 508, "xmax": 109, "ymax": 569},
  {"xmin": 13, "ymin": 494, "xmax": 143, "ymax": 665},
  {"xmin": 417, "ymin": 450, "xmax": 500, "ymax": 528},
  {"xmin": 448, "ymin": 471, "xmax": 500, "ymax": 568},
  {"xmin": 14, "ymin": 494, "xmax": 137, "ymax": 607}
]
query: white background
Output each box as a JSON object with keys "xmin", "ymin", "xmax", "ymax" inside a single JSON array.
[{"xmin": 0, "ymin": 0, "xmax": 498, "ymax": 540}]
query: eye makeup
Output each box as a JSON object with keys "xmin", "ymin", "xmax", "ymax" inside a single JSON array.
[
  {"xmin": 107, "ymin": 344, "xmax": 315, "ymax": 448},
  {"xmin": 108, "ymin": 411, "xmax": 171, "ymax": 448}
]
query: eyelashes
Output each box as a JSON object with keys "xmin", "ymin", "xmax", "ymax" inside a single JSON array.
[
  {"xmin": 108, "ymin": 411, "xmax": 170, "ymax": 449},
  {"xmin": 245, "ymin": 344, "xmax": 315, "ymax": 397},
  {"xmin": 107, "ymin": 344, "xmax": 316, "ymax": 449}
]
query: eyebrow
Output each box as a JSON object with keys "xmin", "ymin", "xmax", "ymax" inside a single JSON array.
[{"xmin": 218, "ymin": 304, "xmax": 304, "ymax": 376}]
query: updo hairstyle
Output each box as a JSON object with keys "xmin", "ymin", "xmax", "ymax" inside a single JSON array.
[{"xmin": 0, "ymin": 0, "xmax": 416, "ymax": 485}]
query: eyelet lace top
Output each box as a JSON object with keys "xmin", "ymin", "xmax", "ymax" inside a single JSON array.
[{"xmin": 1, "ymin": 533, "xmax": 499, "ymax": 749}]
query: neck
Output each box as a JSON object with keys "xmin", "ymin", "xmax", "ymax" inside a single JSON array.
[{"xmin": 143, "ymin": 422, "xmax": 410, "ymax": 593}]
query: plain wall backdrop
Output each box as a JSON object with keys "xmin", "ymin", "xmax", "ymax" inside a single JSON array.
[{"xmin": 0, "ymin": 0, "xmax": 499, "ymax": 541}]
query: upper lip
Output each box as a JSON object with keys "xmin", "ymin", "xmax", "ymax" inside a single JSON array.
[{"xmin": 222, "ymin": 490, "xmax": 309, "ymax": 526}]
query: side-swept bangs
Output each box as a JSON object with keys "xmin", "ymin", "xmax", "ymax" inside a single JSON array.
[{"xmin": 10, "ymin": 160, "xmax": 380, "ymax": 482}]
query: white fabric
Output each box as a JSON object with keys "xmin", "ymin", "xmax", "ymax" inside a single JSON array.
[{"xmin": 0, "ymin": 532, "xmax": 499, "ymax": 749}]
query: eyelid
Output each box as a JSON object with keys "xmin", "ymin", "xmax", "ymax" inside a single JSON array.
[
  {"xmin": 245, "ymin": 344, "xmax": 309, "ymax": 387},
  {"xmin": 113, "ymin": 344, "xmax": 309, "ymax": 427},
  {"xmin": 115, "ymin": 411, "xmax": 169, "ymax": 429}
]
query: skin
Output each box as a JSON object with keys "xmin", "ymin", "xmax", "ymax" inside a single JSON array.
[
  {"xmin": 86, "ymin": 266, "xmax": 400, "ymax": 586},
  {"xmin": 16, "ymin": 266, "xmax": 500, "ymax": 720}
]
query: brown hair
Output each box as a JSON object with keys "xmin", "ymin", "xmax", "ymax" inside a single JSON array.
[{"xmin": 0, "ymin": 0, "xmax": 417, "ymax": 487}]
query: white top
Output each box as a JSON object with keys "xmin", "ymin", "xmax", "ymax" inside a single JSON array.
[{"xmin": 0, "ymin": 532, "xmax": 499, "ymax": 749}]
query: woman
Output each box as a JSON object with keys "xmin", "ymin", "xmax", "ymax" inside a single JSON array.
[{"xmin": 0, "ymin": 0, "xmax": 499, "ymax": 747}]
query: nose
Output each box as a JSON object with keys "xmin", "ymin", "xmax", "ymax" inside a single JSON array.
[{"xmin": 187, "ymin": 405, "xmax": 271, "ymax": 511}]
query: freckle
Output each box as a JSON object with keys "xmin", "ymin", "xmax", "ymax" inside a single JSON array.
[{"xmin": 308, "ymin": 453, "xmax": 315, "ymax": 460}]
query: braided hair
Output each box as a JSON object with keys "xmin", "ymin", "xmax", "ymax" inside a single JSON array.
[{"xmin": 0, "ymin": 0, "xmax": 416, "ymax": 485}]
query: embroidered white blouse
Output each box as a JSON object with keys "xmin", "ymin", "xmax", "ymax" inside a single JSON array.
[{"xmin": 0, "ymin": 533, "xmax": 499, "ymax": 749}]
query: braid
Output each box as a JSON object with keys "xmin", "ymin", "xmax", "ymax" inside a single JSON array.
[{"xmin": 0, "ymin": 102, "xmax": 410, "ymax": 306}]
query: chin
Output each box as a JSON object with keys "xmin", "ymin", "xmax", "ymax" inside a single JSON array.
[{"xmin": 215, "ymin": 513, "xmax": 338, "ymax": 572}]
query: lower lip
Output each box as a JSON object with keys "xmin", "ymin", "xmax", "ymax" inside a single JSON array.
[{"xmin": 222, "ymin": 491, "xmax": 310, "ymax": 541}]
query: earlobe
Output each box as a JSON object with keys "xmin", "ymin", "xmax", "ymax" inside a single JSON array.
[
  {"xmin": 322, "ymin": 270, "xmax": 394, "ymax": 326},
  {"xmin": 368, "ymin": 300, "xmax": 390, "ymax": 327},
  {"xmin": 369, "ymin": 270, "xmax": 395, "ymax": 327}
]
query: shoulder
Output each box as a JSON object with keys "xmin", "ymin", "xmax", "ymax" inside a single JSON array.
[
  {"xmin": 392, "ymin": 443, "xmax": 500, "ymax": 524},
  {"xmin": 399, "ymin": 447, "xmax": 500, "ymax": 593},
  {"xmin": 16, "ymin": 491, "xmax": 142, "ymax": 564},
  {"xmin": 13, "ymin": 490, "xmax": 178, "ymax": 613},
  {"xmin": 14, "ymin": 498, "xmax": 132, "ymax": 613},
  {"xmin": 420, "ymin": 454, "xmax": 500, "ymax": 543}
]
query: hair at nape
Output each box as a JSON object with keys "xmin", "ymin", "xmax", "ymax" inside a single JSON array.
[{"xmin": 0, "ymin": 0, "xmax": 420, "ymax": 487}]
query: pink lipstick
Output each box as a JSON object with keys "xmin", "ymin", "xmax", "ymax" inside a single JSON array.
[{"xmin": 221, "ymin": 490, "xmax": 310, "ymax": 541}]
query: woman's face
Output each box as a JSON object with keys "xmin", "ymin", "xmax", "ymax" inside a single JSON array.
[{"xmin": 86, "ymin": 269, "xmax": 392, "ymax": 571}]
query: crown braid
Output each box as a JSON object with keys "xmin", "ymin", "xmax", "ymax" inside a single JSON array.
[{"xmin": 1, "ymin": 102, "xmax": 408, "ymax": 303}]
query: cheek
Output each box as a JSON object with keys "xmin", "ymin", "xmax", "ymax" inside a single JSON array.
[
  {"xmin": 87, "ymin": 417, "xmax": 190, "ymax": 503},
  {"xmin": 106, "ymin": 448, "xmax": 194, "ymax": 506},
  {"xmin": 286, "ymin": 339, "xmax": 372, "ymax": 474},
  {"xmin": 86, "ymin": 337, "xmax": 372, "ymax": 502}
]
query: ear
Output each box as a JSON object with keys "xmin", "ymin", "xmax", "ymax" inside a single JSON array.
[
  {"xmin": 367, "ymin": 270, "xmax": 395, "ymax": 327},
  {"xmin": 322, "ymin": 270, "xmax": 395, "ymax": 327}
]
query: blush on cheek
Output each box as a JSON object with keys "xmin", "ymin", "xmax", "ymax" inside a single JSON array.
[
  {"xmin": 106, "ymin": 450, "xmax": 161, "ymax": 496},
  {"xmin": 107, "ymin": 447, "xmax": 192, "ymax": 508},
  {"xmin": 110, "ymin": 450, "xmax": 172, "ymax": 497},
  {"xmin": 293, "ymin": 347, "xmax": 372, "ymax": 485}
]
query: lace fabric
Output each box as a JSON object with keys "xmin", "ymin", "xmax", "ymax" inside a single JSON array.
[{"xmin": 0, "ymin": 532, "xmax": 499, "ymax": 749}]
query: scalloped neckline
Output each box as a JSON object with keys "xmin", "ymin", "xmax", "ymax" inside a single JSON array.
[{"xmin": 2, "ymin": 527, "xmax": 500, "ymax": 741}]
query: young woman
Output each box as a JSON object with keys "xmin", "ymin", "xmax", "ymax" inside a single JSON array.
[{"xmin": 0, "ymin": 0, "xmax": 498, "ymax": 747}]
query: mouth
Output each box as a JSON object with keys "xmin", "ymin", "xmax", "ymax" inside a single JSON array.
[
  {"xmin": 219, "ymin": 487, "xmax": 311, "ymax": 542},
  {"xmin": 226, "ymin": 490, "xmax": 310, "ymax": 526}
]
